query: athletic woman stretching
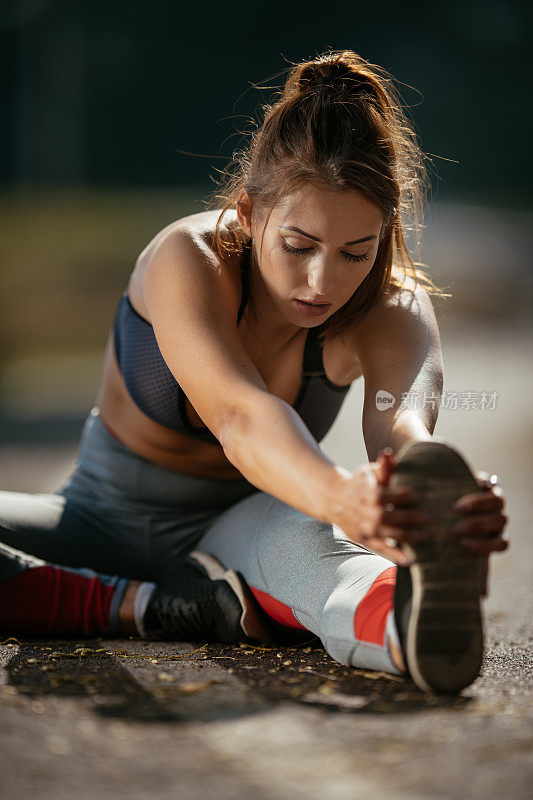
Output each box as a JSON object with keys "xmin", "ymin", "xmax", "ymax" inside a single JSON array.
[{"xmin": 0, "ymin": 50, "xmax": 508, "ymax": 693}]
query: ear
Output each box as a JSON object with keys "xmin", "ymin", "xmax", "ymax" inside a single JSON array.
[{"xmin": 236, "ymin": 191, "xmax": 253, "ymax": 237}]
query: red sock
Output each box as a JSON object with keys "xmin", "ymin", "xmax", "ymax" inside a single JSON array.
[{"xmin": 0, "ymin": 566, "xmax": 116, "ymax": 637}]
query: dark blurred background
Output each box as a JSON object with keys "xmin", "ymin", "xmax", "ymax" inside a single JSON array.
[{"xmin": 0, "ymin": 0, "xmax": 531, "ymax": 483}]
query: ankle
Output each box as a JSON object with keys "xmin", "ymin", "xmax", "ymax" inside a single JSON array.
[
  {"xmin": 117, "ymin": 581, "xmax": 142, "ymax": 636},
  {"xmin": 387, "ymin": 634, "xmax": 407, "ymax": 673}
]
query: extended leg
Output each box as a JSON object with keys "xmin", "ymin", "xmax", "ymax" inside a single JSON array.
[{"xmin": 197, "ymin": 492, "xmax": 403, "ymax": 675}]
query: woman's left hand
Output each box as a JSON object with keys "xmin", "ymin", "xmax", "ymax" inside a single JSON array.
[
  {"xmin": 450, "ymin": 471, "xmax": 509, "ymax": 555},
  {"xmin": 450, "ymin": 471, "xmax": 509, "ymax": 596}
]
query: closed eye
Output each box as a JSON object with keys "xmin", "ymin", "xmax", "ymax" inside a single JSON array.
[{"xmin": 281, "ymin": 240, "xmax": 369, "ymax": 263}]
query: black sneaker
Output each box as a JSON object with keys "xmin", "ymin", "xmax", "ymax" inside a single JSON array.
[
  {"xmin": 144, "ymin": 551, "xmax": 273, "ymax": 644},
  {"xmin": 390, "ymin": 439, "xmax": 486, "ymax": 694}
]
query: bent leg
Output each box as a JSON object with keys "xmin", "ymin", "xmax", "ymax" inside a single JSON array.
[
  {"xmin": 0, "ymin": 488, "xmax": 150, "ymax": 579},
  {"xmin": 197, "ymin": 492, "xmax": 401, "ymax": 674},
  {"xmin": 0, "ymin": 487, "xmax": 150, "ymax": 637},
  {"xmin": 0, "ymin": 542, "xmax": 130, "ymax": 636}
]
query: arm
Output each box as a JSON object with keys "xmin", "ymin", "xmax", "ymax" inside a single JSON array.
[
  {"xmin": 143, "ymin": 228, "xmax": 348, "ymax": 525},
  {"xmin": 346, "ymin": 284, "xmax": 509, "ymax": 577},
  {"xmin": 348, "ymin": 279, "xmax": 444, "ymax": 462}
]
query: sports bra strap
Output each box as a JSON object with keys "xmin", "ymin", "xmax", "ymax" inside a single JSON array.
[
  {"xmin": 236, "ymin": 241, "xmax": 251, "ymax": 324},
  {"xmin": 302, "ymin": 324, "xmax": 326, "ymax": 377}
]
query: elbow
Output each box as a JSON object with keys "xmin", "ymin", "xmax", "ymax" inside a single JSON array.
[
  {"xmin": 217, "ymin": 410, "xmax": 246, "ymax": 465},
  {"xmin": 216, "ymin": 395, "xmax": 265, "ymax": 465},
  {"xmin": 217, "ymin": 391, "xmax": 287, "ymax": 467}
]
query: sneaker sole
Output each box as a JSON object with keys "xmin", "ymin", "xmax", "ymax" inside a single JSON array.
[{"xmin": 389, "ymin": 439, "xmax": 485, "ymax": 693}]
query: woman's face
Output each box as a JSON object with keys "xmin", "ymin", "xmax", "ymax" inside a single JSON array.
[{"xmin": 239, "ymin": 184, "xmax": 384, "ymax": 328}]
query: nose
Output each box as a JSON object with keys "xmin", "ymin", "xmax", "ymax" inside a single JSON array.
[{"xmin": 306, "ymin": 260, "xmax": 333, "ymax": 298}]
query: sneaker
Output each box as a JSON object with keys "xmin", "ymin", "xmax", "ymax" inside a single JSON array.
[
  {"xmin": 144, "ymin": 551, "xmax": 273, "ymax": 644},
  {"xmin": 390, "ymin": 439, "xmax": 485, "ymax": 693}
]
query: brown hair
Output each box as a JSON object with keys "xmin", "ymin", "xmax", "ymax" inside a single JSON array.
[{"xmin": 205, "ymin": 48, "xmax": 449, "ymax": 341}]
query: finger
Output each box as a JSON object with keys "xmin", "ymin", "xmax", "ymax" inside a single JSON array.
[
  {"xmin": 452, "ymin": 486, "xmax": 504, "ymax": 512},
  {"xmin": 451, "ymin": 512, "xmax": 508, "ymax": 536},
  {"xmin": 378, "ymin": 525, "xmax": 430, "ymax": 543},
  {"xmin": 475, "ymin": 471, "xmax": 501, "ymax": 488},
  {"xmin": 452, "ymin": 492, "xmax": 505, "ymax": 514},
  {"xmin": 475, "ymin": 470, "xmax": 492, "ymax": 487},
  {"xmin": 459, "ymin": 536, "xmax": 509, "ymax": 555},
  {"xmin": 378, "ymin": 488, "xmax": 424, "ymax": 506},
  {"xmin": 381, "ymin": 508, "xmax": 436, "ymax": 528},
  {"xmin": 366, "ymin": 538, "xmax": 412, "ymax": 566},
  {"xmin": 375, "ymin": 448, "xmax": 395, "ymax": 487}
]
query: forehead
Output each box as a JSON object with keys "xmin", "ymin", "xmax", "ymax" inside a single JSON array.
[{"xmin": 272, "ymin": 185, "xmax": 383, "ymax": 232}]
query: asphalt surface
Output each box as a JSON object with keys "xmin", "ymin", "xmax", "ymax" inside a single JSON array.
[{"xmin": 1, "ymin": 318, "xmax": 532, "ymax": 799}]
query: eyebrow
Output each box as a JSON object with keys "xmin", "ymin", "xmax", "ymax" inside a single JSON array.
[{"xmin": 280, "ymin": 225, "xmax": 377, "ymax": 246}]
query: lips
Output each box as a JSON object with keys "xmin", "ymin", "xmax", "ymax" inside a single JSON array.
[
  {"xmin": 294, "ymin": 299, "xmax": 332, "ymax": 316},
  {"xmin": 295, "ymin": 299, "xmax": 330, "ymax": 306}
]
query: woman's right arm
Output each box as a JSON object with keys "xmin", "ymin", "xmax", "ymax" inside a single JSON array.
[{"xmin": 143, "ymin": 228, "xmax": 425, "ymax": 564}]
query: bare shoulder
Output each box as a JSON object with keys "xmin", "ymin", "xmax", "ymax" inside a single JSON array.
[
  {"xmin": 359, "ymin": 273, "xmax": 437, "ymax": 334},
  {"xmin": 150, "ymin": 208, "xmax": 242, "ymax": 284},
  {"xmin": 136, "ymin": 208, "xmax": 236, "ymax": 263},
  {"xmin": 133, "ymin": 209, "xmax": 243, "ymax": 324},
  {"xmin": 342, "ymin": 272, "xmax": 441, "ymax": 369}
]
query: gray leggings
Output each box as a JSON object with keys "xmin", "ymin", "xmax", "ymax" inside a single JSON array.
[{"xmin": 0, "ymin": 407, "xmax": 400, "ymax": 673}]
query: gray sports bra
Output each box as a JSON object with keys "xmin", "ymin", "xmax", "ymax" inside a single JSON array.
[{"xmin": 113, "ymin": 240, "xmax": 351, "ymax": 444}]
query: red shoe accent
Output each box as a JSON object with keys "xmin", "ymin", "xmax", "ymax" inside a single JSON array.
[
  {"xmin": 249, "ymin": 587, "xmax": 307, "ymax": 630},
  {"xmin": 353, "ymin": 566, "xmax": 397, "ymax": 646},
  {"xmin": 0, "ymin": 566, "xmax": 115, "ymax": 636}
]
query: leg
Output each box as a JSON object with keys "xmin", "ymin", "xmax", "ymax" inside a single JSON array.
[
  {"xmin": 0, "ymin": 541, "xmax": 132, "ymax": 636},
  {"xmin": 197, "ymin": 492, "xmax": 402, "ymax": 674},
  {"xmin": 0, "ymin": 488, "xmax": 151, "ymax": 580},
  {"xmin": 0, "ymin": 488, "xmax": 151, "ymax": 637},
  {"xmin": 0, "ymin": 404, "xmax": 263, "ymax": 642},
  {"xmin": 0, "ymin": 493, "xmax": 260, "ymax": 643}
]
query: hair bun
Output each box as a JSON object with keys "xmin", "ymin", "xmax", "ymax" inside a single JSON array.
[{"xmin": 298, "ymin": 59, "xmax": 370, "ymax": 96}]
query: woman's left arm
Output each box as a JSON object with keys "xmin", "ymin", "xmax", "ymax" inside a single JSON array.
[
  {"xmin": 348, "ymin": 282, "xmax": 508, "ymax": 583},
  {"xmin": 348, "ymin": 280, "xmax": 444, "ymax": 462}
]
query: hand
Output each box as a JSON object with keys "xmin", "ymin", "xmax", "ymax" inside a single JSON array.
[
  {"xmin": 450, "ymin": 471, "xmax": 509, "ymax": 596},
  {"xmin": 333, "ymin": 448, "xmax": 432, "ymax": 566},
  {"xmin": 450, "ymin": 471, "xmax": 509, "ymax": 554}
]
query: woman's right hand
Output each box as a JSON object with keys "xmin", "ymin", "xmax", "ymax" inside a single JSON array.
[{"xmin": 331, "ymin": 448, "xmax": 434, "ymax": 566}]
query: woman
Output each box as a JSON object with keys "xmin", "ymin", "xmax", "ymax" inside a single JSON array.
[{"xmin": 0, "ymin": 50, "xmax": 508, "ymax": 693}]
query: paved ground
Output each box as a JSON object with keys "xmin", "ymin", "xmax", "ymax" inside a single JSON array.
[{"xmin": 1, "ymin": 317, "xmax": 532, "ymax": 799}]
